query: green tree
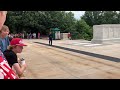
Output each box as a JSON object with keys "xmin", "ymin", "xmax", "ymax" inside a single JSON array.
[
  {"xmin": 82, "ymin": 11, "xmax": 118, "ymax": 27},
  {"xmin": 75, "ymin": 19, "xmax": 92, "ymax": 40}
]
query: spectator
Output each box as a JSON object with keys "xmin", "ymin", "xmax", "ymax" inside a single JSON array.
[
  {"xmin": 0, "ymin": 25, "xmax": 10, "ymax": 52},
  {"xmin": 4, "ymin": 38, "xmax": 27, "ymax": 78},
  {"xmin": 68, "ymin": 32, "xmax": 71, "ymax": 40}
]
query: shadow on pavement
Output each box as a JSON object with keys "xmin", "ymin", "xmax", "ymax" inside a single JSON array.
[{"xmin": 34, "ymin": 42, "xmax": 120, "ymax": 62}]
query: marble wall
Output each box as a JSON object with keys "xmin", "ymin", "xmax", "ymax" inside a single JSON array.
[{"xmin": 91, "ymin": 24, "xmax": 120, "ymax": 44}]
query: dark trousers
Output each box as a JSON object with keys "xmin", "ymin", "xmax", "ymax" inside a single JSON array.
[{"xmin": 49, "ymin": 39, "xmax": 52, "ymax": 45}]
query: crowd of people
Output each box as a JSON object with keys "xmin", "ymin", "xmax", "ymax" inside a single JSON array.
[
  {"xmin": 8, "ymin": 32, "xmax": 41, "ymax": 40},
  {"xmin": 0, "ymin": 11, "xmax": 72, "ymax": 79},
  {"xmin": 0, "ymin": 11, "xmax": 27, "ymax": 79}
]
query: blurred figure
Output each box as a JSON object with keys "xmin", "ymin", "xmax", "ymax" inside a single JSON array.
[
  {"xmin": 38, "ymin": 32, "xmax": 40, "ymax": 39},
  {"xmin": 68, "ymin": 32, "xmax": 71, "ymax": 40},
  {"xmin": 0, "ymin": 11, "xmax": 7, "ymax": 30},
  {"xmin": 48, "ymin": 32, "xmax": 53, "ymax": 46}
]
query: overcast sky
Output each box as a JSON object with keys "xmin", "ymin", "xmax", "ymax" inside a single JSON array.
[{"xmin": 66, "ymin": 11, "xmax": 85, "ymax": 20}]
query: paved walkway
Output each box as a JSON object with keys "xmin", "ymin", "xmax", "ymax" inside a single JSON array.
[
  {"xmin": 21, "ymin": 39, "xmax": 120, "ymax": 79},
  {"xmin": 32, "ymin": 39, "xmax": 120, "ymax": 60}
]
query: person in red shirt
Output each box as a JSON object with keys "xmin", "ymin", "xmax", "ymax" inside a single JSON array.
[
  {"xmin": 68, "ymin": 32, "xmax": 71, "ymax": 40},
  {"xmin": 38, "ymin": 32, "xmax": 40, "ymax": 39},
  {"xmin": 0, "ymin": 56, "xmax": 18, "ymax": 79}
]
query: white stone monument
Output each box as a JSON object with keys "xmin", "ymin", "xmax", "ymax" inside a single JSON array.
[{"xmin": 91, "ymin": 24, "xmax": 120, "ymax": 44}]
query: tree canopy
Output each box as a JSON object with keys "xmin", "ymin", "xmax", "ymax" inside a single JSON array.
[{"xmin": 6, "ymin": 11, "xmax": 119, "ymax": 40}]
